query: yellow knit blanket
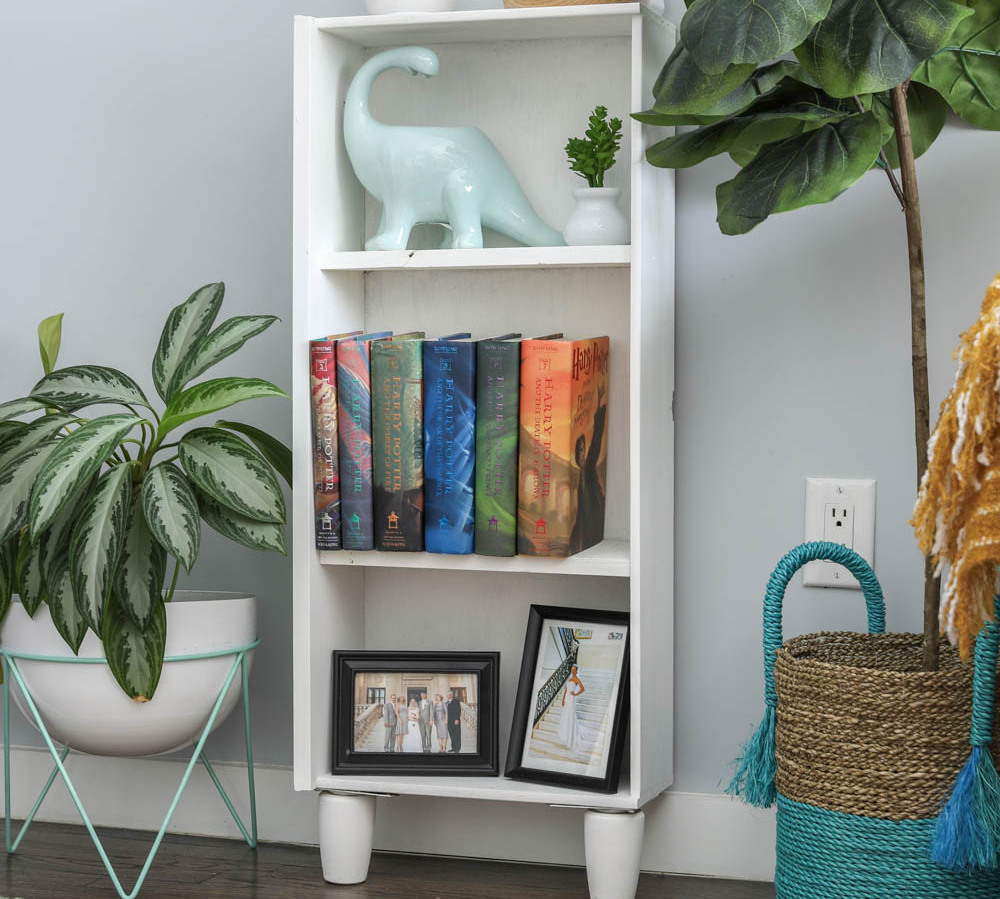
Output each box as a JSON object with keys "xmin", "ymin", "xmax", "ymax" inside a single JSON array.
[{"xmin": 913, "ymin": 272, "xmax": 1000, "ymax": 659}]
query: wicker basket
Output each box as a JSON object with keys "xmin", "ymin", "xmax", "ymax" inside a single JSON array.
[{"xmin": 729, "ymin": 542, "xmax": 1000, "ymax": 898}]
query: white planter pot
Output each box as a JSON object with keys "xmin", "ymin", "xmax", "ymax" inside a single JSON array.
[
  {"xmin": 0, "ymin": 592, "xmax": 257, "ymax": 758},
  {"xmin": 562, "ymin": 187, "xmax": 629, "ymax": 247},
  {"xmin": 365, "ymin": 0, "xmax": 457, "ymax": 13}
]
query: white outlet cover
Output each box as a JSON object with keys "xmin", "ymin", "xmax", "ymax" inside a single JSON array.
[{"xmin": 803, "ymin": 477, "xmax": 876, "ymax": 588}]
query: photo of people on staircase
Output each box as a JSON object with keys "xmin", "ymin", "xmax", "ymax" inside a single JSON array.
[
  {"xmin": 521, "ymin": 618, "xmax": 628, "ymax": 778},
  {"xmin": 352, "ymin": 672, "xmax": 479, "ymax": 755}
]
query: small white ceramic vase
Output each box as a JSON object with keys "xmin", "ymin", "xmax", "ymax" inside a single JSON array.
[
  {"xmin": 563, "ymin": 187, "xmax": 629, "ymax": 246},
  {"xmin": 365, "ymin": 0, "xmax": 457, "ymax": 13}
]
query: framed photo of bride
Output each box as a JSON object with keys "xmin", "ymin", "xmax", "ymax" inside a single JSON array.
[
  {"xmin": 331, "ymin": 651, "xmax": 500, "ymax": 776},
  {"xmin": 505, "ymin": 606, "xmax": 629, "ymax": 793}
]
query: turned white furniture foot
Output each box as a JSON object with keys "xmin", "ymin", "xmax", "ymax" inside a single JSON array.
[
  {"xmin": 318, "ymin": 791, "xmax": 377, "ymax": 884},
  {"xmin": 584, "ymin": 809, "xmax": 645, "ymax": 899}
]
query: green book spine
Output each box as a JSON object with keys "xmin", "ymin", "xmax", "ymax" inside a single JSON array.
[
  {"xmin": 475, "ymin": 340, "xmax": 520, "ymax": 556},
  {"xmin": 372, "ymin": 339, "xmax": 424, "ymax": 551}
]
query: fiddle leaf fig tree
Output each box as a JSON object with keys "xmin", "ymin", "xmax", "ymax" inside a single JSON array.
[
  {"xmin": 0, "ymin": 283, "xmax": 290, "ymax": 701},
  {"xmin": 640, "ymin": 0, "xmax": 1000, "ymax": 669}
]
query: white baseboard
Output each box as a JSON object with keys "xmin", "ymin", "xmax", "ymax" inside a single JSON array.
[{"xmin": 0, "ymin": 745, "xmax": 775, "ymax": 883}]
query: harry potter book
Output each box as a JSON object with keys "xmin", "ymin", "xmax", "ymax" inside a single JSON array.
[
  {"xmin": 309, "ymin": 330, "xmax": 361, "ymax": 550},
  {"xmin": 424, "ymin": 334, "xmax": 476, "ymax": 554},
  {"xmin": 372, "ymin": 334, "xmax": 425, "ymax": 551},
  {"xmin": 336, "ymin": 331, "xmax": 392, "ymax": 550},
  {"xmin": 517, "ymin": 336, "xmax": 610, "ymax": 557}
]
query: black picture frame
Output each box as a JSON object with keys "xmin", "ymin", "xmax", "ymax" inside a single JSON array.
[
  {"xmin": 332, "ymin": 651, "xmax": 500, "ymax": 776},
  {"xmin": 505, "ymin": 605, "xmax": 629, "ymax": 794}
]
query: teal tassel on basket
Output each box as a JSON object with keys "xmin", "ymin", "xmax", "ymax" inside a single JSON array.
[
  {"xmin": 933, "ymin": 746, "xmax": 1000, "ymax": 872},
  {"xmin": 725, "ymin": 704, "xmax": 777, "ymax": 808}
]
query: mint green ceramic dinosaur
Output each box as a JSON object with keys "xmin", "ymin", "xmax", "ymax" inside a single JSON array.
[{"xmin": 344, "ymin": 47, "xmax": 564, "ymax": 251}]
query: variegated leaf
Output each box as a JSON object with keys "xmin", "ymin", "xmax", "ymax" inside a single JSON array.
[
  {"xmin": 28, "ymin": 413, "xmax": 140, "ymax": 541},
  {"xmin": 197, "ymin": 490, "xmax": 287, "ymax": 555},
  {"xmin": 69, "ymin": 465, "xmax": 130, "ymax": 634},
  {"xmin": 0, "ymin": 421, "xmax": 26, "ymax": 448},
  {"xmin": 38, "ymin": 477, "xmax": 94, "ymax": 583},
  {"xmin": 216, "ymin": 420, "xmax": 292, "ymax": 487},
  {"xmin": 176, "ymin": 315, "xmax": 279, "ymax": 388},
  {"xmin": 0, "ymin": 398, "xmax": 46, "ymax": 423},
  {"xmin": 141, "ymin": 463, "xmax": 200, "ymax": 571},
  {"xmin": 47, "ymin": 554, "xmax": 88, "ymax": 654},
  {"xmin": 15, "ymin": 535, "xmax": 46, "ymax": 617},
  {"xmin": 180, "ymin": 428, "xmax": 285, "ymax": 524},
  {"xmin": 103, "ymin": 591, "xmax": 166, "ymax": 702},
  {"xmin": 114, "ymin": 499, "xmax": 167, "ymax": 630},
  {"xmin": 30, "ymin": 365, "xmax": 150, "ymax": 412},
  {"xmin": 0, "ymin": 442, "xmax": 59, "ymax": 544},
  {"xmin": 0, "ymin": 537, "xmax": 16, "ymax": 622},
  {"xmin": 153, "ymin": 282, "xmax": 225, "ymax": 403},
  {"xmin": 158, "ymin": 377, "xmax": 287, "ymax": 437},
  {"xmin": 0, "ymin": 413, "xmax": 73, "ymax": 471}
]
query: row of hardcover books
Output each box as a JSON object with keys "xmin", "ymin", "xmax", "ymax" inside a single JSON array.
[{"xmin": 310, "ymin": 330, "xmax": 609, "ymax": 558}]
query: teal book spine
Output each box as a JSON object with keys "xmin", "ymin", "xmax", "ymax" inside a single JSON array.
[
  {"xmin": 474, "ymin": 339, "xmax": 520, "ymax": 556},
  {"xmin": 372, "ymin": 339, "xmax": 424, "ymax": 551}
]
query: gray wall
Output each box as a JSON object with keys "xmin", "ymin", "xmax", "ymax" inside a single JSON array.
[{"xmin": 3, "ymin": 0, "xmax": 999, "ymax": 799}]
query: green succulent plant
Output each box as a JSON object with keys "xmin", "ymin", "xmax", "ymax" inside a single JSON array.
[
  {"xmin": 640, "ymin": 0, "xmax": 1000, "ymax": 670},
  {"xmin": 565, "ymin": 106, "xmax": 623, "ymax": 188},
  {"xmin": 0, "ymin": 283, "xmax": 290, "ymax": 701}
]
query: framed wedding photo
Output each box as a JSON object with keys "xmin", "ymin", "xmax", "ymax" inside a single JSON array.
[
  {"xmin": 331, "ymin": 651, "xmax": 500, "ymax": 776},
  {"xmin": 505, "ymin": 606, "xmax": 629, "ymax": 793}
]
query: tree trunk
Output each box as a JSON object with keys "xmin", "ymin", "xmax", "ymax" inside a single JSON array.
[{"xmin": 890, "ymin": 84, "xmax": 940, "ymax": 672}]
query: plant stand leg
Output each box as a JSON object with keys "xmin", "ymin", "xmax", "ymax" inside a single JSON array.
[
  {"xmin": 318, "ymin": 791, "xmax": 377, "ymax": 884},
  {"xmin": 584, "ymin": 809, "xmax": 645, "ymax": 899}
]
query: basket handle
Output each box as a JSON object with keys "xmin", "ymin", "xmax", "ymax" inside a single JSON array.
[{"xmin": 763, "ymin": 541, "xmax": 886, "ymax": 708}]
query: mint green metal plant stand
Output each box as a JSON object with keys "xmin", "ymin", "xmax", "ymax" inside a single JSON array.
[{"xmin": 2, "ymin": 639, "xmax": 260, "ymax": 899}]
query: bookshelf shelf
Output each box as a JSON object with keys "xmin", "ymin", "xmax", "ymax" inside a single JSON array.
[
  {"xmin": 292, "ymin": 4, "xmax": 675, "ymax": 887},
  {"xmin": 318, "ymin": 244, "xmax": 631, "ymax": 273},
  {"xmin": 319, "ymin": 538, "xmax": 630, "ymax": 578}
]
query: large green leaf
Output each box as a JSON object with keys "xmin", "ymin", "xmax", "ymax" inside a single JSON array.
[
  {"xmin": 69, "ymin": 465, "xmax": 130, "ymax": 634},
  {"xmin": 37, "ymin": 314, "xmax": 64, "ymax": 376},
  {"xmin": 716, "ymin": 112, "xmax": 884, "ymax": 234},
  {"xmin": 197, "ymin": 491, "xmax": 287, "ymax": 555},
  {"xmin": 652, "ymin": 43, "xmax": 756, "ymax": 114},
  {"xmin": 797, "ymin": 0, "xmax": 973, "ymax": 97},
  {"xmin": 103, "ymin": 591, "xmax": 166, "ymax": 702},
  {"xmin": 915, "ymin": 0, "xmax": 1000, "ymax": 129},
  {"xmin": 175, "ymin": 315, "xmax": 280, "ymax": 388},
  {"xmin": 871, "ymin": 84, "xmax": 949, "ymax": 167},
  {"xmin": 141, "ymin": 463, "xmax": 200, "ymax": 572},
  {"xmin": 0, "ymin": 422, "xmax": 26, "ymax": 448},
  {"xmin": 682, "ymin": 0, "xmax": 832, "ymax": 74},
  {"xmin": 114, "ymin": 499, "xmax": 167, "ymax": 630},
  {"xmin": 0, "ymin": 537, "xmax": 16, "ymax": 622},
  {"xmin": 180, "ymin": 428, "xmax": 285, "ymax": 524},
  {"xmin": 28, "ymin": 413, "xmax": 140, "ymax": 541},
  {"xmin": 47, "ymin": 555, "xmax": 88, "ymax": 654},
  {"xmin": 158, "ymin": 377, "xmax": 286, "ymax": 438},
  {"xmin": 0, "ymin": 398, "xmax": 46, "ymax": 423},
  {"xmin": 215, "ymin": 420, "xmax": 292, "ymax": 487},
  {"xmin": 0, "ymin": 442, "xmax": 58, "ymax": 544},
  {"xmin": 0, "ymin": 413, "xmax": 73, "ymax": 471},
  {"xmin": 30, "ymin": 366, "xmax": 150, "ymax": 412},
  {"xmin": 152, "ymin": 282, "xmax": 225, "ymax": 403},
  {"xmin": 15, "ymin": 537, "xmax": 46, "ymax": 616},
  {"xmin": 37, "ymin": 479, "xmax": 93, "ymax": 584}
]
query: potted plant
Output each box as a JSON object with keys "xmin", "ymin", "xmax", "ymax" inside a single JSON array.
[
  {"xmin": 0, "ymin": 282, "xmax": 289, "ymax": 756},
  {"xmin": 562, "ymin": 105, "xmax": 628, "ymax": 246},
  {"xmin": 638, "ymin": 0, "xmax": 1000, "ymax": 892}
]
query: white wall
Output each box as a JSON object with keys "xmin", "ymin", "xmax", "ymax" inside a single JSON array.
[{"xmin": 2, "ymin": 0, "xmax": 999, "ymax": 880}]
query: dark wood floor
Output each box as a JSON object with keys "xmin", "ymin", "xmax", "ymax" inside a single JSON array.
[{"xmin": 0, "ymin": 820, "xmax": 774, "ymax": 898}]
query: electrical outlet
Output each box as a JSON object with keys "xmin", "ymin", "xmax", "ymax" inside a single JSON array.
[{"xmin": 803, "ymin": 478, "xmax": 876, "ymax": 588}]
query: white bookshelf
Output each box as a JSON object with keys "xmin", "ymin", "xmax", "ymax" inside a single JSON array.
[{"xmin": 292, "ymin": 4, "xmax": 675, "ymax": 889}]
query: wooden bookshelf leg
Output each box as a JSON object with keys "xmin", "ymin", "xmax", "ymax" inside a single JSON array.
[
  {"xmin": 584, "ymin": 809, "xmax": 645, "ymax": 899},
  {"xmin": 318, "ymin": 791, "xmax": 377, "ymax": 884}
]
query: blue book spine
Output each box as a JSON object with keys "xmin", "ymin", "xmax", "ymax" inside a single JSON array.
[{"xmin": 423, "ymin": 340, "xmax": 476, "ymax": 554}]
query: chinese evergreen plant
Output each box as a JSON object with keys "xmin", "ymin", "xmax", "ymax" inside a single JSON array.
[
  {"xmin": 0, "ymin": 283, "xmax": 290, "ymax": 700},
  {"xmin": 565, "ymin": 106, "xmax": 623, "ymax": 188},
  {"xmin": 639, "ymin": 0, "xmax": 1000, "ymax": 669}
]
